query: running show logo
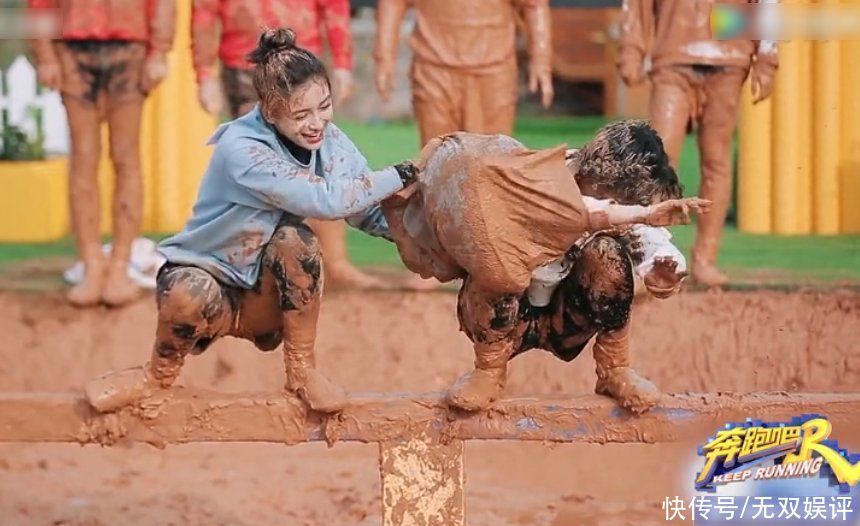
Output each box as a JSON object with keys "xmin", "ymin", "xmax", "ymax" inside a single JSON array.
[{"xmin": 695, "ymin": 416, "xmax": 860, "ymax": 493}]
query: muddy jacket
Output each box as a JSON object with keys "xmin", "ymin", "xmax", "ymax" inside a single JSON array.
[
  {"xmin": 158, "ymin": 106, "xmax": 402, "ymax": 288},
  {"xmin": 28, "ymin": 0, "xmax": 176, "ymax": 64},
  {"xmin": 619, "ymin": 0, "xmax": 777, "ymax": 72},
  {"xmin": 375, "ymin": 0, "xmax": 549, "ymax": 70},
  {"xmin": 191, "ymin": 0, "xmax": 353, "ymax": 83}
]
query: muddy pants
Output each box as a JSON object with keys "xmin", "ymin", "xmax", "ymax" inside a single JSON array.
[
  {"xmin": 149, "ymin": 219, "xmax": 324, "ymax": 390},
  {"xmin": 648, "ymin": 65, "xmax": 748, "ymax": 270},
  {"xmin": 411, "ymin": 58, "xmax": 518, "ymax": 146},
  {"xmin": 457, "ymin": 235, "xmax": 635, "ymax": 369}
]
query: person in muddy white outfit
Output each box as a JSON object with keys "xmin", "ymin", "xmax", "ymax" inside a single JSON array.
[
  {"xmin": 451, "ymin": 122, "xmax": 690, "ymax": 414},
  {"xmin": 85, "ymin": 28, "xmax": 420, "ymax": 414},
  {"xmin": 382, "ymin": 121, "xmax": 697, "ymax": 414}
]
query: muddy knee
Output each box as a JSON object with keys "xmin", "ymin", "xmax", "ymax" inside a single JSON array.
[
  {"xmin": 573, "ymin": 236, "xmax": 634, "ymax": 331},
  {"xmin": 456, "ymin": 279, "xmax": 519, "ymax": 344},
  {"xmin": 264, "ymin": 222, "xmax": 323, "ymax": 311},
  {"xmin": 155, "ymin": 266, "xmax": 233, "ymax": 358}
]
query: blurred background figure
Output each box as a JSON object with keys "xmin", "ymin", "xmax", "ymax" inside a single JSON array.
[
  {"xmin": 28, "ymin": 0, "xmax": 176, "ymax": 307},
  {"xmin": 618, "ymin": 0, "xmax": 778, "ymax": 288},
  {"xmin": 373, "ymin": 0, "xmax": 555, "ymax": 146},
  {"xmin": 190, "ymin": 0, "xmax": 385, "ymax": 290}
]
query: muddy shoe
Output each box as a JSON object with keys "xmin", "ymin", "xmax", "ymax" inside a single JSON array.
[
  {"xmin": 595, "ymin": 367, "xmax": 661, "ymax": 414},
  {"xmin": 446, "ymin": 367, "xmax": 506, "ymax": 412},
  {"xmin": 85, "ymin": 366, "xmax": 152, "ymax": 413},
  {"xmin": 289, "ymin": 369, "xmax": 349, "ymax": 413}
]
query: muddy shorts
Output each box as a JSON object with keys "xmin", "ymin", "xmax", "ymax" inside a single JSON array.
[
  {"xmin": 221, "ymin": 66, "xmax": 258, "ymax": 119},
  {"xmin": 55, "ymin": 40, "xmax": 148, "ymax": 106}
]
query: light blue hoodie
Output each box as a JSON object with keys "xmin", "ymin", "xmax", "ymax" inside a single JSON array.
[{"xmin": 158, "ymin": 107, "xmax": 403, "ymax": 288}]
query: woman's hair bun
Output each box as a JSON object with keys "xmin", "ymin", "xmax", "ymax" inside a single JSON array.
[{"xmin": 249, "ymin": 28, "xmax": 297, "ymax": 63}]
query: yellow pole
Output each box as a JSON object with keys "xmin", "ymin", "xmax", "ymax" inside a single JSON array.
[
  {"xmin": 840, "ymin": 35, "xmax": 860, "ymax": 233},
  {"xmin": 795, "ymin": 38, "xmax": 813, "ymax": 234},
  {"xmin": 771, "ymin": 36, "xmax": 803, "ymax": 234},
  {"xmin": 738, "ymin": 80, "xmax": 773, "ymax": 233},
  {"xmin": 812, "ymin": 2, "xmax": 841, "ymax": 234}
]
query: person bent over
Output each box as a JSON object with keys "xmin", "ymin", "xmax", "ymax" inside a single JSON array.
[{"xmin": 384, "ymin": 121, "xmax": 696, "ymax": 413}]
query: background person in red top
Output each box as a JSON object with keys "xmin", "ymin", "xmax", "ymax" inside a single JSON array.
[
  {"xmin": 29, "ymin": 0, "xmax": 177, "ymax": 308},
  {"xmin": 191, "ymin": 0, "xmax": 380, "ymax": 290}
]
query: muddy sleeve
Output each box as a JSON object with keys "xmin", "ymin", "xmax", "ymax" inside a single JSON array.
[
  {"xmin": 346, "ymin": 206, "xmax": 392, "ymax": 240},
  {"xmin": 228, "ymin": 140, "xmax": 404, "ymax": 221},
  {"xmin": 619, "ymin": 0, "xmax": 654, "ymax": 66},
  {"xmin": 148, "ymin": 0, "xmax": 177, "ymax": 55},
  {"xmin": 191, "ymin": 0, "xmax": 221, "ymax": 83},
  {"xmin": 374, "ymin": 0, "xmax": 409, "ymax": 67},
  {"xmin": 519, "ymin": 0, "xmax": 552, "ymax": 71},
  {"xmin": 319, "ymin": 0, "xmax": 353, "ymax": 70},
  {"xmin": 27, "ymin": 0, "xmax": 60, "ymax": 66}
]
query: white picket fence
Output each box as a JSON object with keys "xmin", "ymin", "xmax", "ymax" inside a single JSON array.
[{"xmin": 0, "ymin": 55, "xmax": 69, "ymax": 155}]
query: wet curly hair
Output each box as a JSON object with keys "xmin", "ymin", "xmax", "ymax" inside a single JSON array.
[
  {"xmin": 568, "ymin": 120, "xmax": 683, "ymax": 206},
  {"xmin": 247, "ymin": 28, "xmax": 331, "ymax": 119}
]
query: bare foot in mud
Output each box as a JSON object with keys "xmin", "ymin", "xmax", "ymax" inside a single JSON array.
[
  {"xmin": 692, "ymin": 263, "xmax": 729, "ymax": 289},
  {"xmin": 325, "ymin": 262, "xmax": 387, "ymax": 290},
  {"xmin": 101, "ymin": 261, "xmax": 142, "ymax": 307},
  {"xmin": 67, "ymin": 260, "xmax": 107, "ymax": 308}
]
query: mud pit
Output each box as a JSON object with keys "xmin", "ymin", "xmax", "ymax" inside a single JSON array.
[{"xmin": 0, "ymin": 289, "xmax": 858, "ymax": 525}]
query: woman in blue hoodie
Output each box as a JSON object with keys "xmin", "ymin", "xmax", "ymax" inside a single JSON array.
[{"xmin": 87, "ymin": 28, "xmax": 418, "ymax": 414}]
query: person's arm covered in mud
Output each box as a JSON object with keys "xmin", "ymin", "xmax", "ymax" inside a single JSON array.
[
  {"xmin": 27, "ymin": 0, "xmax": 62, "ymax": 91},
  {"xmin": 518, "ymin": 0, "xmax": 554, "ymax": 108},
  {"xmin": 227, "ymin": 138, "xmax": 412, "ymax": 221},
  {"xmin": 374, "ymin": 0, "xmax": 409, "ymax": 101},
  {"xmin": 618, "ymin": 0, "xmax": 654, "ymax": 86}
]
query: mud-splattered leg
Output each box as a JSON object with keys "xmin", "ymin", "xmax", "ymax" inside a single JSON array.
[
  {"xmin": 574, "ymin": 236, "xmax": 661, "ymax": 413},
  {"xmin": 85, "ymin": 266, "xmax": 234, "ymax": 412},
  {"xmin": 691, "ymin": 67, "xmax": 747, "ymax": 288},
  {"xmin": 62, "ymin": 95, "xmax": 106, "ymax": 307},
  {"xmin": 447, "ymin": 277, "xmax": 519, "ymax": 411},
  {"xmin": 259, "ymin": 221, "xmax": 348, "ymax": 413},
  {"xmin": 101, "ymin": 98, "xmax": 145, "ymax": 307}
]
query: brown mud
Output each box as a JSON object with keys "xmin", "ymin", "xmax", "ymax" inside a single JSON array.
[{"xmin": 0, "ymin": 289, "xmax": 858, "ymax": 525}]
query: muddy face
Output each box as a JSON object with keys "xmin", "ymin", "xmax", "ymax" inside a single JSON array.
[{"xmin": 266, "ymin": 78, "xmax": 333, "ymax": 151}]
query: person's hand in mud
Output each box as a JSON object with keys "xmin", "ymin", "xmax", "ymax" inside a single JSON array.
[
  {"xmin": 618, "ymin": 51, "xmax": 646, "ymax": 87},
  {"xmin": 644, "ymin": 256, "xmax": 687, "ymax": 299},
  {"xmin": 646, "ymin": 197, "xmax": 712, "ymax": 227},
  {"xmin": 750, "ymin": 61, "xmax": 776, "ymax": 104},
  {"xmin": 36, "ymin": 60, "xmax": 62, "ymax": 91},
  {"xmin": 140, "ymin": 51, "xmax": 169, "ymax": 94},
  {"xmin": 332, "ymin": 68, "xmax": 355, "ymax": 106},
  {"xmin": 197, "ymin": 76, "xmax": 224, "ymax": 115},
  {"xmin": 529, "ymin": 59, "xmax": 554, "ymax": 108},
  {"xmin": 375, "ymin": 59, "xmax": 395, "ymax": 102}
]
